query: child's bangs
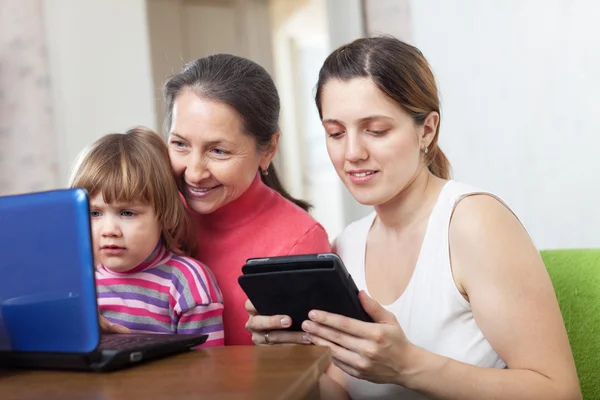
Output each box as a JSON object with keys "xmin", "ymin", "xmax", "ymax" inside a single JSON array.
[
  {"xmin": 80, "ymin": 153, "xmax": 154, "ymax": 206},
  {"xmin": 100, "ymin": 168, "xmax": 152, "ymax": 206}
]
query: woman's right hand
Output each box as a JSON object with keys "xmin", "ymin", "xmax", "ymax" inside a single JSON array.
[
  {"xmin": 99, "ymin": 314, "xmax": 131, "ymax": 334},
  {"xmin": 244, "ymin": 299, "xmax": 310, "ymax": 345}
]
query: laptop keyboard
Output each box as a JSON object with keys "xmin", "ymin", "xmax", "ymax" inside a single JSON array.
[{"xmin": 99, "ymin": 333, "xmax": 189, "ymax": 350}]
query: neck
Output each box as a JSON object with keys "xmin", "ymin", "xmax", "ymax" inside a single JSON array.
[{"xmin": 374, "ymin": 169, "xmax": 446, "ymax": 232}]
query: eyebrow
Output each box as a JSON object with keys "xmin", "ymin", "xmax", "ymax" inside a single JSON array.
[
  {"xmin": 169, "ymin": 132, "xmax": 188, "ymax": 141},
  {"xmin": 90, "ymin": 199, "xmax": 144, "ymax": 206},
  {"xmin": 323, "ymin": 115, "xmax": 394, "ymax": 124},
  {"xmin": 169, "ymin": 132, "xmax": 234, "ymax": 147}
]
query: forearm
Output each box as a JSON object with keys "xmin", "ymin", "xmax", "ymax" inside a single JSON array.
[
  {"xmin": 402, "ymin": 346, "xmax": 580, "ymax": 400},
  {"xmin": 321, "ymin": 363, "xmax": 349, "ymax": 400},
  {"xmin": 320, "ymin": 373, "xmax": 349, "ymax": 400}
]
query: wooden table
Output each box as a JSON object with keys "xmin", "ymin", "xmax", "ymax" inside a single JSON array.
[{"xmin": 0, "ymin": 345, "xmax": 331, "ymax": 400}]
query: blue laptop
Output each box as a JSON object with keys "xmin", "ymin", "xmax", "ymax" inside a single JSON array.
[{"xmin": 0, "ymin": 188, "xmax": 207, "ymax": 372}]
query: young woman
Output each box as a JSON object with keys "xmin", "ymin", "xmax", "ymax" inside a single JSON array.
[{"xmin": 245, "ymin": 36, "xmax": 581, "ymax": 399}]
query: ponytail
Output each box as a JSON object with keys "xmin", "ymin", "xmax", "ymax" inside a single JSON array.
[
  {"xmin": 261, "ymin": 164, "xmax": 312, "ymax": 211},
  {"xmin": 426, "ymin": 146, "xmax": 451, "ymax": 179}
]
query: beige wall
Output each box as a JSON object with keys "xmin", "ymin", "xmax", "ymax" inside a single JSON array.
[
  {"xmin": 363, "ymin": 0, "xmax": 412, "ymax": 41},
  {"xmin": 42, "ymin": 0, "xmax": 157, "ymax": 186},
  {"xmin": 147, "ymin": 0, "xmax": 274, "ymax": 133},
  {"xmin": 362, "ymin": 0, "xmax": 600, "ymax": 249},
  {"xmin": 0, "ymin": 0, "xmax": 58, "ymax": 196}
]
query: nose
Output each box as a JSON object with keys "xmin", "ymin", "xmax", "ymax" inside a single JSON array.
[
  {"xmin": 101, "ymin": 215, "xmax": 122, "ymax": 238},
  {"xmin": 345, "ymin": 132, "xmax": 368, "ymax": 163},
  {"xmin": 185, "ymin": 151, "xmax": 211, "ymax": 184}
]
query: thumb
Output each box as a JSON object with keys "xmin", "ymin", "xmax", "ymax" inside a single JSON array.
[{"xmin": 359, "ymin": 290, "xmax": 397, "ymax": 324}]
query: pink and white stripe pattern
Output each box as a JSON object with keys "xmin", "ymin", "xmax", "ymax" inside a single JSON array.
[{"xmin": 96, "ymin": 243, "xmax": 224, "ymax": 346}]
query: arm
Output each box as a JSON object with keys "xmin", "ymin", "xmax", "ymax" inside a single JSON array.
[
  {"xmin": 321, "ymin": 363, "xmax": 349, "ymax": 399},
  {"xmin": 304, "ymin": 195, "xmax": 580, "ymax": 400},
  {"xmin": 174, "ymin": 258, "xmax": 225, "ymax": 346},
  {"xmin": 404, "ymin": 195, "xmax": 580, "ymax": 399},
  {"xmin": 177, "ymin": 303, "xmax": 224, "ymax": 346}
]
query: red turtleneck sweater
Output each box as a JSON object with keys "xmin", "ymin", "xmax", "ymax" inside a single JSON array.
[{"xmin": 190, "ymin": 175, "xmax": 331, "ymax": 345}]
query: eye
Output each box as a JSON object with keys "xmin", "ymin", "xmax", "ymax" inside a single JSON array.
[
  {"xmin": 170, "ymin": 140, "xmax": 187, "ymax": 148},
  {"xmin": 120, "ymin": 210, "xmax": 137, "ymax": 217},
  {"xmin": 210, "ymin": 148, "xmax": 230, "ymax": 156},
  {"xmin": 367, "ymin": 129, "xmax": 389, "ymax": 135},
  {"xmin": 327, "ymin": 131, "xmax": 344, "ymax": 138},
  {"xmin": 90, "ymin": 210, "xmax": 101, "ymax": 218}
]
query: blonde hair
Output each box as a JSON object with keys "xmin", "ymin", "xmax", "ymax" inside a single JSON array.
[{"xmin": 70, "ymin": 127, "xmax": 196, "ymax": 256}]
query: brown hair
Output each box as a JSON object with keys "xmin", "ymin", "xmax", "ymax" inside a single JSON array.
[
  {"xmin": 315, "ymin": 36, "xmax": 451, "ymax": 179},
  {"xmin": 70, "ymin": 127, "xmax": 196, "ymax": 256},
  {"xmin": 163, "ymin": 53, "xmax": 311, "ymax": 211}
]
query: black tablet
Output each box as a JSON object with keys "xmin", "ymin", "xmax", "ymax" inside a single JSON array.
[{"xmin": 238, "ymin": 253, "xmax": 373, "ymax": 331}]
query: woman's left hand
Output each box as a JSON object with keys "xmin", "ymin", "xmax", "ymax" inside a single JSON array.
[{"xmin": 302, "ymin": 290, "xmax": 417, "ymax": 385}]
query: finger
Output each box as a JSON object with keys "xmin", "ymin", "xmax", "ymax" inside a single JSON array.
[
  {"xmin": 245, "ymin": 314, "xmax": 292, "ymax": 332},
  {"xmin": 108, "ymin": 322, "xmax": 131, "ymax": 334},
  {"xmin": 303, "ymin": 319, "xmax": 366, "ymax": 354},
  {"xmin": 308, "ymin": 333, "xmax": 365, "ymax": 374},
  {"xmin": 98, "ymin": 315, "xmax": 112, "ymax": 332},
  {"xmin": 307, "ymin": 309, "xmax": 376, "ymax": 339},
  {"xmin": 332, "ymin": 358, "xmax": 361, "ymax": 380},
  {"xmin": 99, "ymin": 315, "xmax": 130, "ymax": 334},
  {"xmin": 244, "ymin": 299, "xmax": 257, "ymax": 316},
  {"xmin": 358, "ymin": 291, "xmax": 397, "ymax": 324},
  {"xmin": 254, "ymin": 330, "xmax": 310, "ymax": 346}
]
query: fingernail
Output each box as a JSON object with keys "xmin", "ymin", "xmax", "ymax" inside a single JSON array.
[
  {"xmin": 281, "ymin": 317, "xmax": 291, "ymax": 327},
  {"xmin": 302, "ymin": 321, "xmax": 311, "ymax": 331},
  {"xmin": 309, "ymin": 311, "xmax": 317, "ymax": 320},
  {"xmin": 303, "ymin": 333, "xmax": 311, "ymax": 343}
]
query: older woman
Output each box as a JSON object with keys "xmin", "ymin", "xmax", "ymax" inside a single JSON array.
[{"xmin": 162, "ymin": 54, "xmax": 331, "ymax": 346}]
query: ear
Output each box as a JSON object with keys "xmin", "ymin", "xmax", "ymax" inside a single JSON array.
[
  {"xmin": 421, "ymin": 111, "xmax": 439, "ymax": 148},
  {"xmin": 259, "ymin": 131, "xmax": 280, "ymax": 171}
]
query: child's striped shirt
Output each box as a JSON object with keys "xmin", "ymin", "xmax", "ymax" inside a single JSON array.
[{"xmin": 96, "ymin": 243, "xmax": 224, "ymax": 346}]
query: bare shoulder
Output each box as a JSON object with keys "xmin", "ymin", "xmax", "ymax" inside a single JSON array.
[
  {"xmin": 450, "ymin": 194, "xmax": 522, "ymax": 240},
  {"xmin": 447, "ymin": 195, "xmax": 580, "ymax": 396},
  {"xmin": 448, "ymin": 193, "xmax": 540, "ymax": 292}
]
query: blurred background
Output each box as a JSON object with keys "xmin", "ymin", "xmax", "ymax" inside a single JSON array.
[{"xmin": 1, "ymin": 0, "xmax": 598, "ymax": 250}]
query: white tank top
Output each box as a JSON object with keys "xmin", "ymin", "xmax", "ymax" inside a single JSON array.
[{"xmin": 335, "ymin": 181, "xmax": 508, "ymax": 399}]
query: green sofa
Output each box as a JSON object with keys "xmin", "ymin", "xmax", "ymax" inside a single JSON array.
[{"xmin": 541, "ymin": 249, "xmax": 600, "ymax": 399}]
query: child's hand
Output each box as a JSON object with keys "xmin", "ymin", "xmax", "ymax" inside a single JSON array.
[{"xmin": 99, "ymin": 314, "xmax": 131, "ymax": 334}]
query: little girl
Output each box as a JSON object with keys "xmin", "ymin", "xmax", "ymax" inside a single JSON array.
[{"xmin": 70, "ymin": 127, "xmax": 224, "ymax": 346}]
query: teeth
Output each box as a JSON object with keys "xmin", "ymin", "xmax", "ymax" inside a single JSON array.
[
  {"xmin": 190, "ymin": 187, "xmax": 211, "ymax": 193},
  {"xmin": 352, "ymin": 172, "xmax": 373, "ymax": 177}
]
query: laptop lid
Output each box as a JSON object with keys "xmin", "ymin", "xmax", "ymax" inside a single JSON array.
[{"xmin": 0, "ymin": 188, "xmax": 100, "ymax": 354}]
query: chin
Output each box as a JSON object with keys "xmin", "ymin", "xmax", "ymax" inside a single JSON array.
[
  {"xmin": 104, "ymin": 264, "xmax": 135, "ymax": 273},
  {"xmin": 184, "ymin": 197, "xmax": 219, "ymax": 215},
  {"xmin": 347, "ymin": 188, "xmax": 389, "ymax": 207},
  {"xmin": 350, "ymin": 194, "xmax": 383, "ymax": 207}
]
